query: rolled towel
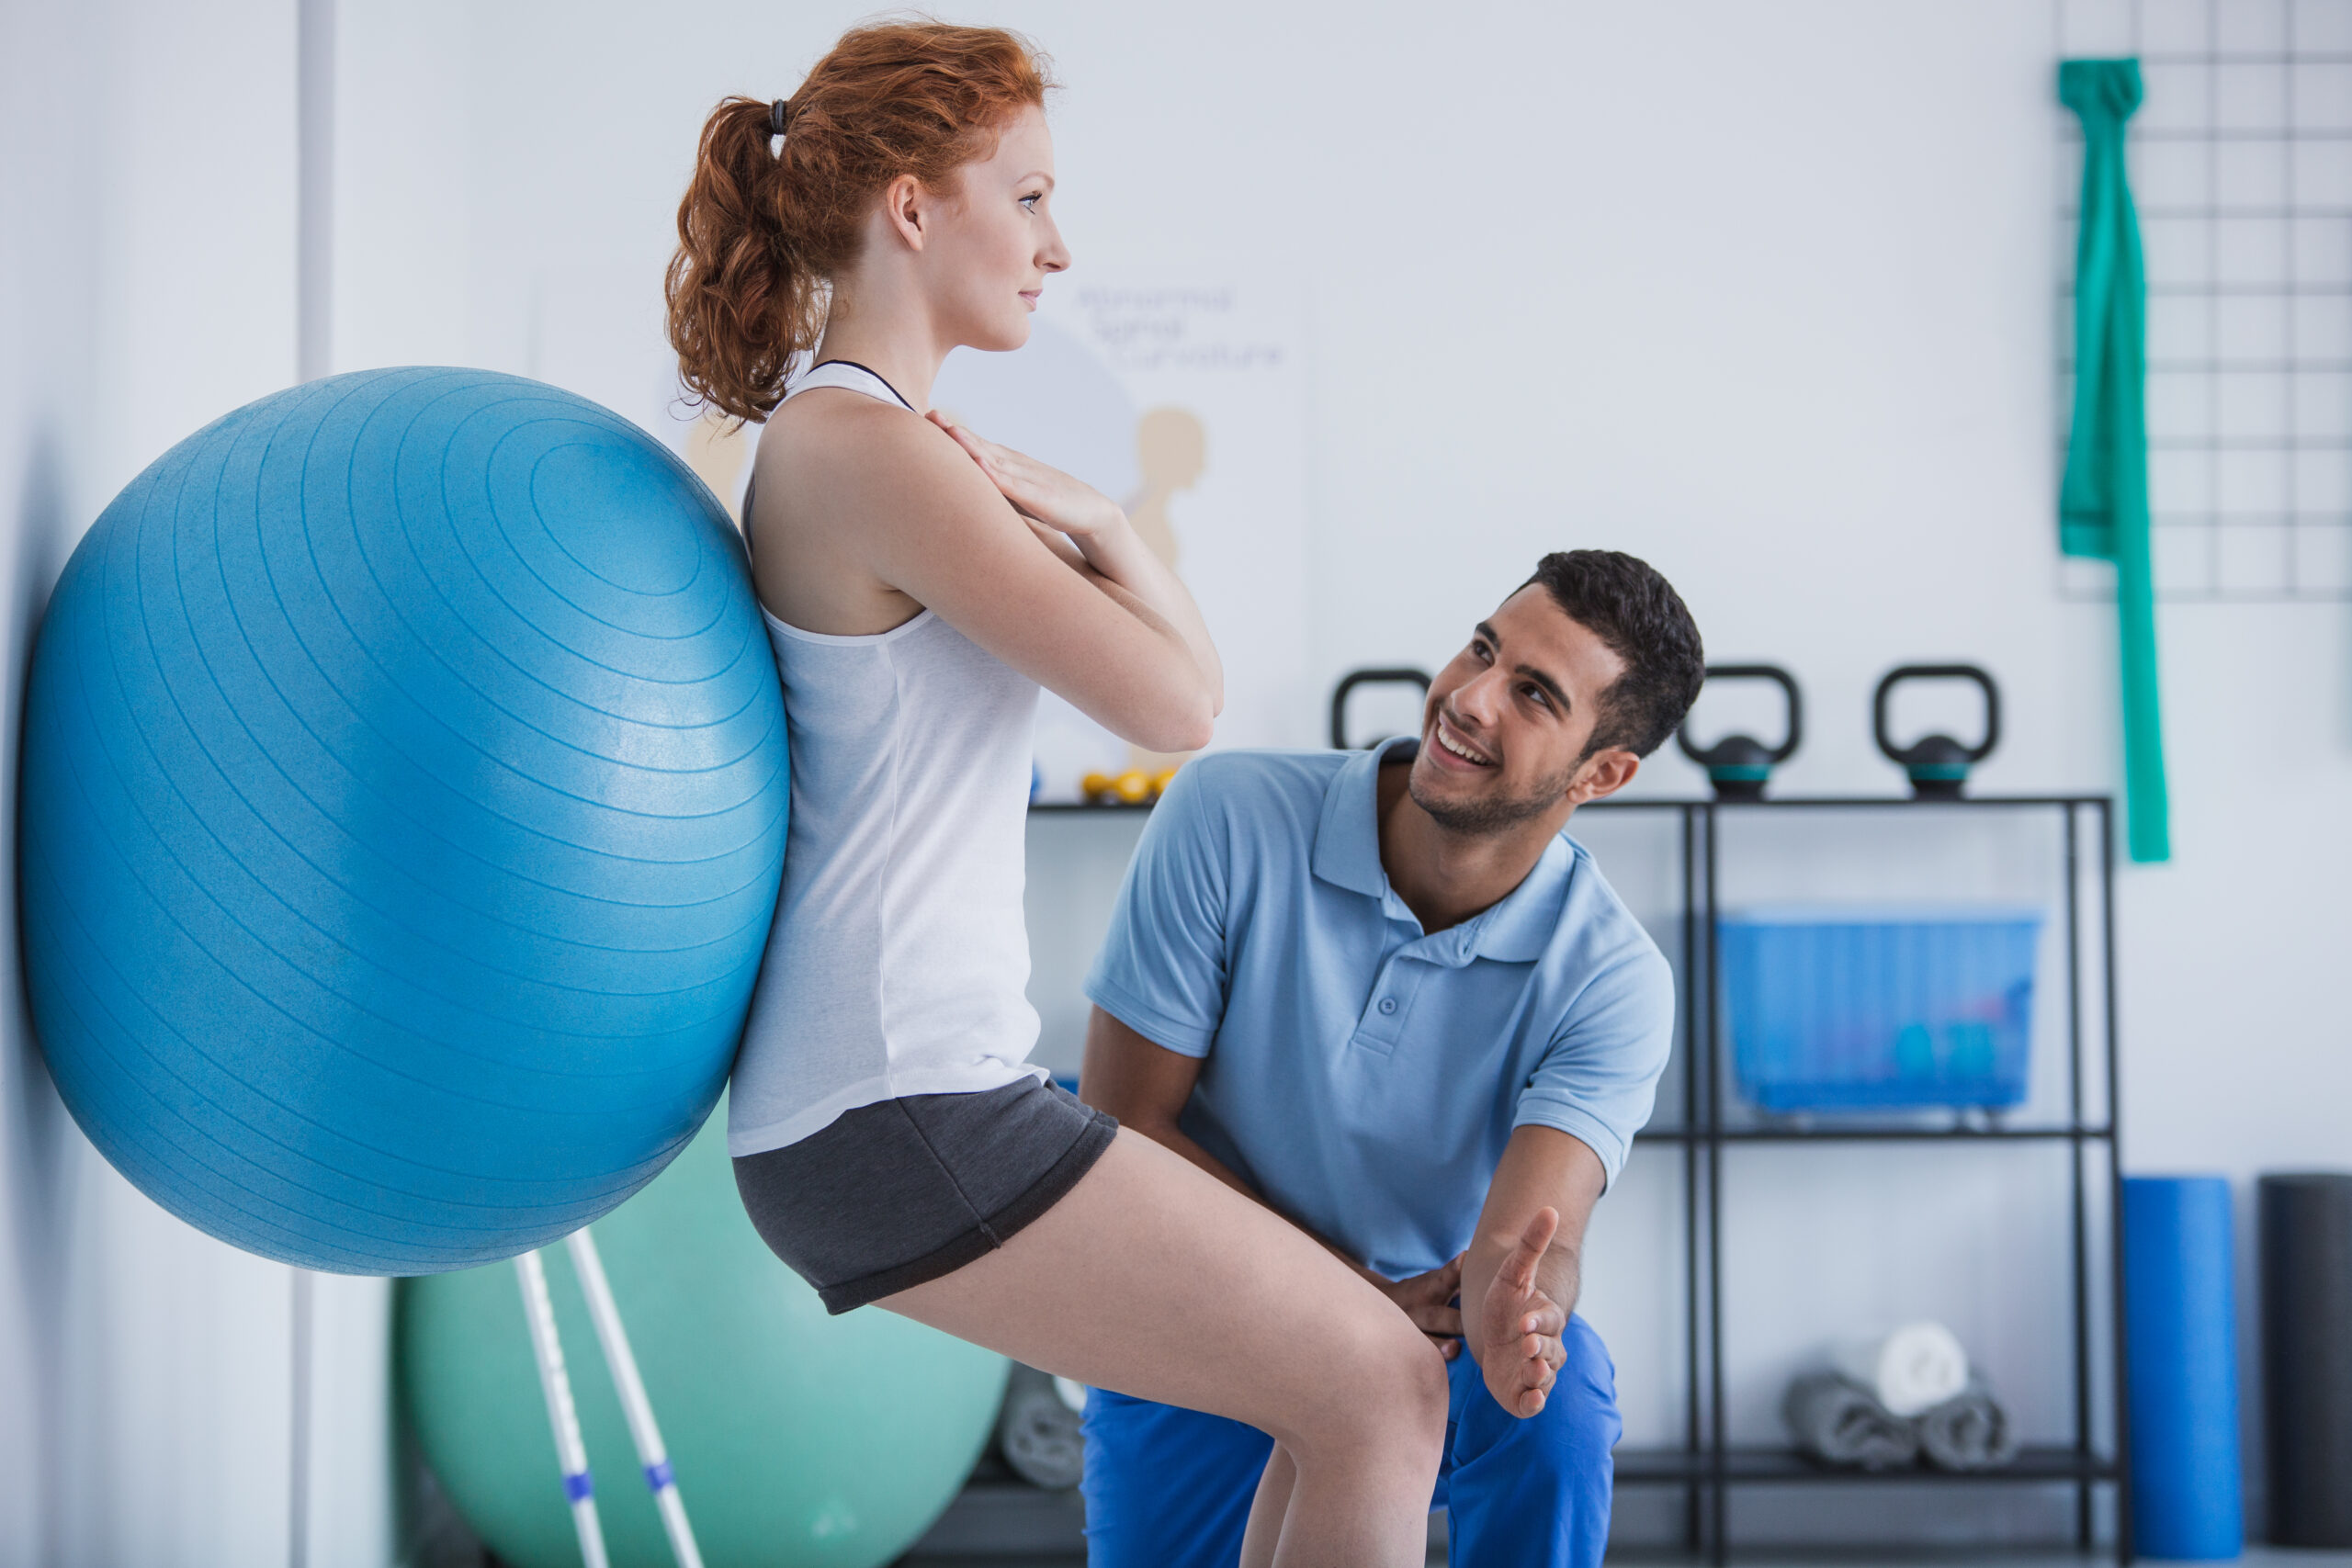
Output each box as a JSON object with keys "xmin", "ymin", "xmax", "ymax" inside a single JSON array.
[
  {"xmin": 1831, "ymin": 1321, "xmax": 1970, "ymax": 1417},
  {"xmin": 1783, "ymin": 1372, "xmax": 1920, "ymax": 1471},
  {"xmin": 1917, "ymin": 1375, "xmax": 2018, "ymax": 1472},
  {"xmin": 997, "ymin": 1363, "xmax": 1085, "ymax": 1490}
]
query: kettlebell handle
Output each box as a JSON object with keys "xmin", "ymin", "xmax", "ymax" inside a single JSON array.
[
  {"xmin": 1329, "ymin": 667, "xmax": 1433, "ymax": 750},
  {"xmin": 1676, "ymin": 664, "xmax": 1803, "ymax": 767},
  {"xmin": 1873, "ymin": 664, "xmax": 2001, "ymax": 764}
]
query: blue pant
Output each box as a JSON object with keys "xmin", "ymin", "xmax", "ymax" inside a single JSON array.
[{"xmin": 1081, "ymin": 1314, "xmax": 1620, "ymax": 1568}]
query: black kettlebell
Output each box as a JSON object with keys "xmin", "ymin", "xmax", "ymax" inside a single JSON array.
[
  {"xmin": 1329, "ymin": 667, "xmax": 1432, "ymax": 750},
  {"xmin": 1874, "ymin": 664, "xmax": 2000, "ymax": 798},
  {"xmin": 1676, "ymin": 665, "xmax": 1802, "ymax": 800}
]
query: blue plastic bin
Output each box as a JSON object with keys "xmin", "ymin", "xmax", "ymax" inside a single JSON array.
[{"xmin": 1719, "ymin": 906, "xmax": 2043, "ymax": 1112}]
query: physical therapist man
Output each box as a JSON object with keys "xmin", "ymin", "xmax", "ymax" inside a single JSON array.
[{"xmin": 1078, "ymin": 550, "xmax": 1706, "ymax": 1568}]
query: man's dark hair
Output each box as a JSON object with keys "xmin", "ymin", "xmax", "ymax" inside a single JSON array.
[{"xmin": 1522, "ymin": 550, "xmax": 1705, "ymax": 760}]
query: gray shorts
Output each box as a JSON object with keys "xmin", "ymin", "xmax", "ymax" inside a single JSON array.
[{"xmin": 733, "ymin": 1075, "xmax": 1117, "ymax": 1314}]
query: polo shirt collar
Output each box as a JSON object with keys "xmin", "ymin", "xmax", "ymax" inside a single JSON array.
[
  {"xmin": 1474, "ymin": 834, "xmax": 1575, "ymax": 962},
  {"xmin": 1311, "ymin": 739, "xmax": 1576, "ymax": 964},
  {"xmin": 1309, "ymin": 739, "xmax": 1401, "ymax": 899}
]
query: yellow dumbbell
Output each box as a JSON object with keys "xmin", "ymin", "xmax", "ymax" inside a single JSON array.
[{"xmin": 1080, "ymin": 770, "xmax": 1156, "ymax": 806}]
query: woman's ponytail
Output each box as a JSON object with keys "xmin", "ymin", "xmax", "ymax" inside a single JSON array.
[
  {"xmin": 664, "ymin": 96, "xmax": 813, "ymax": 423},
  {"xmin": 665, "ymin": 23, "xmax": 1053, "ymax": 423}
]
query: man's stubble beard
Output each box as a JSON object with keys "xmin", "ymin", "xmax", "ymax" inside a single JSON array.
[{"xmin": 1407, "ymin": 760, "xmax": 1580, "ymax": 838}]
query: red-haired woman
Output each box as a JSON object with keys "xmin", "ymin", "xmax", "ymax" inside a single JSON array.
[{"xmin": 667, "ymin": 22, "xmax": 1446, "ymax": 1566}]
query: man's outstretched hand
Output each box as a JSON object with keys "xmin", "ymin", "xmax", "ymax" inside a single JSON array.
[
  {"xmin": 1372, "ymin": 1255, "xmax": 1464, "ymax": 1359},
  {"xmin": 1477, "ymin": 1206, "xmax": 1569, "ymax": 1417}
]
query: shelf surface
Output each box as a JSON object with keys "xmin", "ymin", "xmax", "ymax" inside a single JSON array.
[
  {"xmin": 1030, "ymin": 792, "xmax": 2112, "ymax": 814},
  {"xmin": 904, "ymin": 1480, "xmax": 1084, "ymax": 1558},
  {"xmin": 1700, "ymin": 795, "xmax": 2109, "ymax": 809},
  {"xmin": 1639, "ymin": 1124, "xmax": 2114, "ymax": 1145},
  {"xmin": 1613, "ymin": 1446, "xmax": 2119, "ymax": 1484},
  {"xmin": 894, "ymin": 1447, "xmax": 2124, "ymax": 1561}
]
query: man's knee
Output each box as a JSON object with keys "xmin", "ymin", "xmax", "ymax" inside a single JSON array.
[
  {"xmin": 1441, "ymin": 1320, "xmax": 1620, "ymax": 1567},
  {"xmin": 1080, "ymin": 1390, "xmax": 1271, "ymax": 1568},
  {"xmin": 1451, "ymin": 1314, "xmax": 1622, "ymax": 1477}
]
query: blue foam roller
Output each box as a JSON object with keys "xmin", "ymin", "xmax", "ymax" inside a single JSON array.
[
  {"xmin": 2123, "ymin": 1175, "xmax": 2244, "ymax": 1559},
  {"xmin": 18, "ymin": 368, "xmax": 788, "ymax": 1274}
]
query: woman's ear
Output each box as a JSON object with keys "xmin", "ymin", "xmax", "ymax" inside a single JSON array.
[{"xmin": 881, "ymin": 173, "xmax": 928, "ymax": 252}]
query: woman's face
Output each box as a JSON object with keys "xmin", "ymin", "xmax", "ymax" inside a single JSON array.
[{"xmin": 923, "ymin": 104, "xmax": 1069, "ymax": 351}]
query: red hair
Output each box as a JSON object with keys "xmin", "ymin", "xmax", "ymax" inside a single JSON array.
[{"xmin": 664, "ymin": 21, "xmax": 1053, "ymax": 423}]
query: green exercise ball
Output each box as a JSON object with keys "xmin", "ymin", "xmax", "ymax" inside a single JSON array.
[{"xmin": 397, "ymin": 1097, "xmax": 1007, "ymax": 1568}]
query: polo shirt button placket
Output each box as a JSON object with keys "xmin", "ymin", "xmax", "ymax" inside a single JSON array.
[{"xmin": 1351, "ymin": 955, "xmax": 1427, "ymax": 1057}]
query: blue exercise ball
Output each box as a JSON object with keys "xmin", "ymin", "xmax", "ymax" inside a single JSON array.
[{"xmin": 18, "ymin": 367, "xmax": 788, "ymax": 1274}]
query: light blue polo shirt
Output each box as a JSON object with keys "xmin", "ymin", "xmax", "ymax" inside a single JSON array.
[{"xmin": 1084, "ymin": 741, "xmax": 1674, "ymax": 1280}]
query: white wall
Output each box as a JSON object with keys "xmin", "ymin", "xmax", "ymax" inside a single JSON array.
[
  {"xmin": 328, "ymin": 0, "xmax": 2352, "ymax": 1539},
  {"xmin": 0, "ymin": 1, "xmax": 394, "ymax": 1563},
  {"xmin": 10, "ymin": 0, "xmax": 2342, "ymax": 1556}
]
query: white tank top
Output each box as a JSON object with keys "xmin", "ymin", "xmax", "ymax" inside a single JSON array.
[{"xmin": 727, "ymin": 360, "xmax": 1046, "ymax": 1156}]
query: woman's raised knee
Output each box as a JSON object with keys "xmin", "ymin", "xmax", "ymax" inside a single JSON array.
[{"xmin": 1289, "ymin": 1304, "xmax": 1450, "ymax": 1461}]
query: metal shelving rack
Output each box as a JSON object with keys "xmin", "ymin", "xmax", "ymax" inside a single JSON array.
[
  {"xmin": 918, "ymin": 793, "xmax": 2131, "ymax": 1563},
  {"xmin": 1606, "ymin": 793, "xmax": 2129, "ymax": 1567}
]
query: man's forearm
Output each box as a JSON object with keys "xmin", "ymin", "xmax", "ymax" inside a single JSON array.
[{"xmin": 1459, "ymin": 1125, "xmax": 1607, "ymax": 1368}]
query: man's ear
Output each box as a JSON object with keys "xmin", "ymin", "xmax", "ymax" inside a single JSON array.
[
  {"xmin": 880, "ymin": 173, "xmax": 929, "ymax": 252},
  {"xmin": 1567, "ymin": 749, "xmax": 1639, "ymax": 807}
]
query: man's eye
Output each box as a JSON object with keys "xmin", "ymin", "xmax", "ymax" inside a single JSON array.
[{"xmin": 1522, "ymin": 683, "xmax": 1551, "ymax": 709}]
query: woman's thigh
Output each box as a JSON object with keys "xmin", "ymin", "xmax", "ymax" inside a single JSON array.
[{"xmin": 877, "ymin": 1127, "xmax": 1445, "ymax": 1446}]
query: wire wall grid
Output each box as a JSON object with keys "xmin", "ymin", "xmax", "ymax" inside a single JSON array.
[{"xmin": 2056, "ymin": 0, "xmax": 2352, "ymax": 602}]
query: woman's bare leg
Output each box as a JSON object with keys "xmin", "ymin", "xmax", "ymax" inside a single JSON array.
[
  {"xmin": 880, "ymin": 1128, "xmax": 1448, "ymax": 1567},
  {"xmin": 1239, "ymin": 1442, "xmax": 1299, "ymax": 1568}
]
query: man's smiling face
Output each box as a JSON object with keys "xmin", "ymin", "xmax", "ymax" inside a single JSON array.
[{"xmin": 1408, "ymin": 585, "xmax": 1632, "ymax": 835}]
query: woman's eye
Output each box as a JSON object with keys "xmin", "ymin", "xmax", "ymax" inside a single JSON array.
[{"xmin": 1021, "ymin": 193, "xmax": 1042, "ymax": 210}]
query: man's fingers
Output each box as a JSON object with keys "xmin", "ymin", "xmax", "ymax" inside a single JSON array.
[
  {"xmin": 1483, "ymin": 1359, "xmax": 1557, "ymax": 1420},
  {"xmin": 1499, "ymin": 1207, "xmax": 1559, "ymax": 1292},
  {"xmin": 1423, "ymin": 1303, "xmax": 1463, "ymax": 1338}
]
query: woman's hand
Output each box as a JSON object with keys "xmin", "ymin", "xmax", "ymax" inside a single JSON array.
[{"xmin": 928, "ymin": 411, "xmax": 1124, "ymax": 542}]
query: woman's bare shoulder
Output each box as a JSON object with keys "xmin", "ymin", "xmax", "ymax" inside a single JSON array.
[
  {"xmin": 746, "ymin": 391, "xmax": 1018, "ymax": 635},
  {"xmin": 757, "ymin": 391, "xmax": 1010, "ymax": 537}
]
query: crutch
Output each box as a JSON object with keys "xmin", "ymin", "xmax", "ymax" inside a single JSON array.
[
  {"xmin": 515, "ymin": 1250, "xmax": 610, "ymax": 1568},
  {"xmin": 566, "ymin": 1228, "xmax": 706, "ymax": 1568}
]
